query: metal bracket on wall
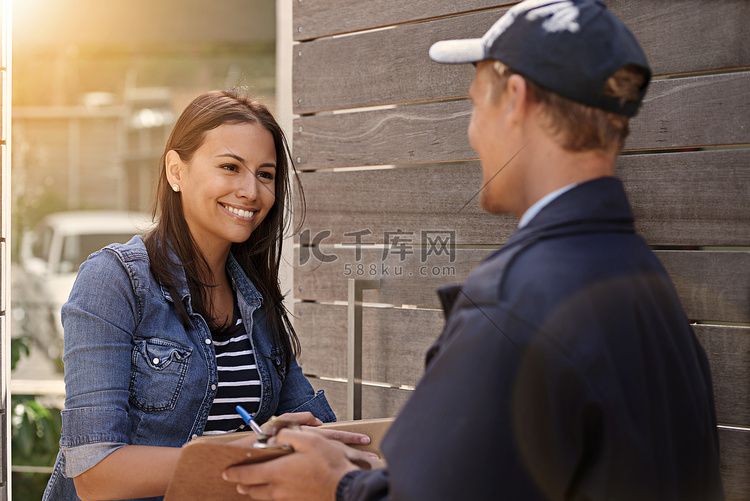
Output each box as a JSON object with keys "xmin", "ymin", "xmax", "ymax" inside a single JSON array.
[{"xmin": 347, "ymin": 278, "xmax": 381, "ymax": 421}]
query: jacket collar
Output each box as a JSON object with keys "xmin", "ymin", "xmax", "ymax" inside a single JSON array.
[
  {"xmin": 157, "ymin": 242, "xmax": 263, "ymax": 311},
  {"xmin": 438, "ymin": 176, "xmax": 636, "ymax": 314},
  {"xmin": 503, "ymin": 176, "xmax": 635, "ymax": 250},
  {"xmin": 226, "ymin": 253, "xmax": 264, "ymax": 306}
]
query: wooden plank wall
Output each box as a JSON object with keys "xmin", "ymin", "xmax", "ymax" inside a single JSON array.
[{"xmin": 290, "ymin": 1, "xmax": 750, "ymax": 498}]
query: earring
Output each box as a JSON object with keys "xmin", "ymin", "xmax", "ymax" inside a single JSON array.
[{"xmin": 172, "ymin": 184, "xmax": 180, "ymax": 192}]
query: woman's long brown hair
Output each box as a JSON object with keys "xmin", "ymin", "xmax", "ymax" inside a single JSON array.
[{"xmin": 145, "ymin": 89, "xmax": 305, "ymax": 372}]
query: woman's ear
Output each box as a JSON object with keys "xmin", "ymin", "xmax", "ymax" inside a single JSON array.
[{"xmin": 165, "ymin": 150, "xmax": 183, "ymax": 186}]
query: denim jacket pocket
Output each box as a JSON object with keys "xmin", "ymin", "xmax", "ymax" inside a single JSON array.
[{"xmin": 130, "ymin": 338, "xmax": 192, "ymax": 412}]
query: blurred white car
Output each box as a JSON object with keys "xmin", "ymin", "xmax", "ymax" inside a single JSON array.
[{"xmin": 18, "ymin": 210, "xmax": 154, "ymax": 342}]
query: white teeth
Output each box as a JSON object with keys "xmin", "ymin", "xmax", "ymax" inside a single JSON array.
[{"xmin": 225, "ymin": 205, "xmax": 255, "ymax": 218}]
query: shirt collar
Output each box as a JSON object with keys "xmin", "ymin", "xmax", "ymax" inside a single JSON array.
[{"xmin": 518, "ymin": 183, "xmax": 578, "ymax": 229}]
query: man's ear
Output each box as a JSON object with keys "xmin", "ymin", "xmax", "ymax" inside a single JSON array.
[
  {"xmin": 165, "ymin": 150, "xmax": 183, "ymax": 186},
  {"xmin": 504, "ymin": 74, "xmax": 530, "ymax": 125}
]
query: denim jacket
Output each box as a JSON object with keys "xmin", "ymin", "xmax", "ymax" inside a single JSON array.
[{"xmin": 43, "ymin": 236, "xmax": 334, "ymax": 501}]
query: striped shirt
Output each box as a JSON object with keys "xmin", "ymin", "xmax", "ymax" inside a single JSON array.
[{"xmin": 203, "ymin": 310, "xmax": 262, "ymax": 435}]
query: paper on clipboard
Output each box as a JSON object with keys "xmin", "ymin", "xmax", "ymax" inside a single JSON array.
[{"xmin": 164, "ymin": 441, "xmax": 292, "ymax": 501}]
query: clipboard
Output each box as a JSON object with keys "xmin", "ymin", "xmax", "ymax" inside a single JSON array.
[
  {"xmin": 164, "ymin": 441, "xmax": 292, "ymax": 501},
  {"xmin": 164, "ymin": 417, "xmax": 393, "ymax": 501}
]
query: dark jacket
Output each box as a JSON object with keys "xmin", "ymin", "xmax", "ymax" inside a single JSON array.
[{"xmin": 337, "ymin": 177, "xmax": 723, "ymax": 501}]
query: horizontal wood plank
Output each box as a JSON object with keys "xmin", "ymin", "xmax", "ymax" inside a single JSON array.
[
  {"xmin": 293, "ymin": 0, "xmax": 506, "ymax": 41},
  {"xmin": 294, "ymin": 99, "xmax": 472, "ymax": 168},
  {"xmin": 294, "ymin": 249, "xmax": 750, "ymax": 323},
  {"xmin": 293, "ymin": 10, "xmax": 494, "ymax": 113},
  {"xmin": 293, "ymin": 72, "xmax": 750, "ymax": 168},
  {"xmin": 296, "ymin": 303, "xmax": 443, "ymax": 387},
  {"xmin": 719, "ymin": 427, "xmax": 750, "ymax": 501},
  {"xmin": 292, "ymin": 2, "xmax": 750, "ymax": 113},
  {"xmin": 628, "ymin": 72, "xmax": 750, "ymax": 150},
  {"xmin": 294, "ymin": 246, "xmax": 475, "ymax": 307},
  {"xmin": 295, "ymin": 162, "xmax": 513, "ymax": 245},
  {"xmin": 659, "ymin": 251, "xmax": 750, "ymax": 323},
  {"xmin": 308, "ymin": 377, "xmax": 412, "ymax": 421},
  {"xmin": 608, "ymin": 0, "xmax": 750, "ymax": 77},
  {"xmin": 294, "ymin": 150, "xmax": 750, "ymax": 247},
  {"xmin": 694, "ymin": 325, "xmax": 750, "ymax": 428},
  {"xmin": 298, "ymin": 305, "xmax": 748, "ymax": 427},
  {"xmin": 617, "ymin": 150, "xmax": 750, "ymax": 246}
]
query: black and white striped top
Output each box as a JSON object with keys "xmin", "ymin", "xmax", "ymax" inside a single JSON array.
[{"xmin": 203, "ymin": 311, "xmax": 262, "ymax": 435}]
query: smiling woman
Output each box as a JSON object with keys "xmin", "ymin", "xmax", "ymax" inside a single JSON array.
[{"xmin": 40, "ymin": 90, "xmax": 348, "ymax": 501}]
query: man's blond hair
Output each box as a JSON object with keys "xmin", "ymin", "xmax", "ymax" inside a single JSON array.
[{"xmin": 487, "ymin": 61, "xmax": 647, "ymax": 154}]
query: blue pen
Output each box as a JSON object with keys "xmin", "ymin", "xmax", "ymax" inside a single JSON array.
[{"xmin": 236, "ymin": 405, "xmax": 265, "ymax": 437}]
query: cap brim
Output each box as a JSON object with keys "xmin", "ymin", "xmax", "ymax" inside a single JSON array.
[{"xmin": 429, "ymin": 38, "xmax": 486, "ymax": 64}]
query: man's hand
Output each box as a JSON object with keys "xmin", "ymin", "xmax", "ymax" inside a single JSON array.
[{"xmin": 222, "ymin": 428, "xmax": 381, "ymax": 500}]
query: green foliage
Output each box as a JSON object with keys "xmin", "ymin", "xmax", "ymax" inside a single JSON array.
[
  {"xmin": 11, "ymin": 396, "xmax": 61, "ymax": 465},
  {"xmin": 11, "ymin": 394, "xmax": 62, "ymax": 500},
  {"xmin": 11, "ymin": 339, "xmax": 63, "ymax": 499},
  {"xmin": 10, "ymin": 336, "xmax": 31, "ymax": 371}
]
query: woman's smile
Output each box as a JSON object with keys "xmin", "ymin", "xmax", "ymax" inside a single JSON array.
[{"xmin": 220, "ymin": 202, "xmax": 257, "ymax": 220}]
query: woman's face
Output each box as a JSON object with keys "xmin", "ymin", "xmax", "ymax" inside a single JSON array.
[{"xmin": 167, "ymin": 122, "xmax": 277, "ymax": 258}]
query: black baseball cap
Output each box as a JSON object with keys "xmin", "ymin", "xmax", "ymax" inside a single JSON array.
[{"xmin": 429, "ymin": 0, "xmax": 651, "ymax": 117}]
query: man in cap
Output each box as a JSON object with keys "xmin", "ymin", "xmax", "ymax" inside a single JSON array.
[{"xmin": 223, "ymin": 1, "xmax": 724, "ymax": 499}]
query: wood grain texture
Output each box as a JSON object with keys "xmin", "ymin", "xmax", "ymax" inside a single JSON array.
[
  {"xmin": 294, "ymin": 150, "xmax": 750, "ymax": 247},
  {"xmin": 293, "ymin": 0, "xmax": 750, "ymax": 65},
  {"xmin": 295, "ymin": 161, "xmax": 514, "ymax": 246},
  {"xmin": 293, "ymin": 72, "xmax": 750, "ymax": 168},
  {"xmin": 308, "ymin": 377, "xmax": 412, "ymax": 421},
  {"xmin": 608, "ymin": 0, "xmax": 750, "ymax": 77},
  {"xmin": 293, "ymin": 99, "xmax": 472, "ymax": 168},
  {"xmin": 719, "ymin": 427, "xmax": 750, "ymax": 501},
  {"xmin": 294, "ymin": 248, "xmax": 750, "ymax": 323},
  {"xmin": 694, "ymin": 325, "xmax": 750, "ymax": 428},
  {"xmin": 292, "ymin": 10, "xmax": 494, "ymax": 113},
  {"xmin": 294, "ymin": 246, "xmax": 477, "ymax": 307},
  {"xmin": 293, "ymin": 0, "xmax": 506, "ymax": 41},
  {"xmin": 292, "ymin": 4, "xmax": 750, "ymax": 114},
  {"xmin": 659, "ymin": 251, "xmax": 750, "ymax": 323},
  {"xmin": 617, "ymin": 150, "xmax": 750, "ymax": 247},
  {"xmin": 627, "ymin": 72, "xmax": 750, "ymax": 151},
  {"xmin": 295, "ymin": 303, "xmax": 443, "ymax": 387}
]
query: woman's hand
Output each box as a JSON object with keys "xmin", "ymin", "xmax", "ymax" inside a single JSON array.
[
  {"xmin": 274, "ymin": 411, "xmax": 323, "ymax": 427},
  {"xmin": 266, "ymin": 413, "xmax": 372, "ymax": 446},
  {"xmin": 306, "ymin": 426, "xmax": 373, "ymax": 447}
]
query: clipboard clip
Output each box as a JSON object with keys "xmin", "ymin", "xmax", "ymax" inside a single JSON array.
[
  {"xmin": 236, "ymin": 407, "xmax": 299, "ymax": 448},
  {"xmin": 255, "ymin": 416, "xmax": 301, "ymax": 447}
]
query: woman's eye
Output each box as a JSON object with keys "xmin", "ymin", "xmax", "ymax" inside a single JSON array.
[
  {"xmin": 221, "ymin": 163, "xmax": 238, "ymax": 172},
  {"xmin": 258, "ymin": 171, "xmax": 275, "ymax": 181}
]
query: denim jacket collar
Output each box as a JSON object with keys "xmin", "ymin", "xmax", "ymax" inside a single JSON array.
[
  {"xmin": 155, "ymin": 240, "xmax": 263, "ymax": 313},
  {"xmin": 226, "ymin": 253, "xmax": 264, "ymax": 307}
]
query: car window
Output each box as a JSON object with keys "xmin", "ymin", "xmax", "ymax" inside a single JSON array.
[
  {"xmin": 58, "ymin": 233, "xmax": 138, "ymax": 273},
  {"xmin": 31, "ymin": 224, "xmax": 54, "ymax": 262}
]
